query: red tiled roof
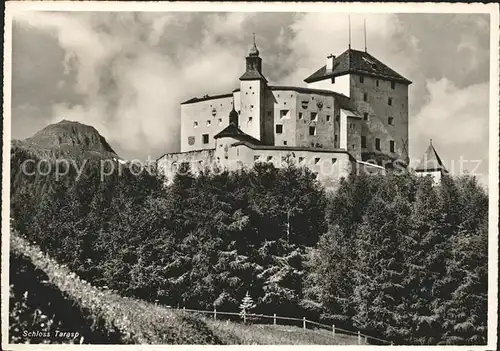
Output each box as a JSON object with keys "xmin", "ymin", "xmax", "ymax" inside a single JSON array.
[{"xmin": 304, "ymin": 49, "xmax": 412, "ymax": 84}]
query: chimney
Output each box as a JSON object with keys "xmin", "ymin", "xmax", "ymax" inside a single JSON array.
[{"xmin": 326, "ymin": 54, "xmax": 335, "ymax": 71}]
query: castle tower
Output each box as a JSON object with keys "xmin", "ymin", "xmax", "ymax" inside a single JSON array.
[
  {"xmin": 304, "ymin": 47, "xmax": 411, "ymax": 165},
  {"xmin": 415, "ymin": 140, "xmax": 447, "ymax": 184},
  {"xmin": 239, "ymin": 35, "xmax": 267, "ymax": 142}
]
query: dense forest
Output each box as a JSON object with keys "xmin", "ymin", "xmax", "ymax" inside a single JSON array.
[{"xmin": 10, "ymin": 136, "xmax": 488, "ymax": 345}]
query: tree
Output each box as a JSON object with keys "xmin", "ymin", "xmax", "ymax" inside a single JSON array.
[{"xmin": 239, "ymin": 291, "xmax": 256, "ymax": 323}]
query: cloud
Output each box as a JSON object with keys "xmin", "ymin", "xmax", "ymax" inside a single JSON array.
[
  {"xmin": 13, "ymin": 12, "xmax": 256, "ymax": 159},
  {"xmin": 410, "ymin": 79, "xmax": 489, "ymax": 182}
]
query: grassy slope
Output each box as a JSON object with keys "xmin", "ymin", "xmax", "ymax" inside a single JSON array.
[
  {"xmin": 205, "ymin": 319, "xmax": 367, "ymax": 345},
  {"xmin": 9, "ymin": 232, "xmax": 363, "ymax": 345}
]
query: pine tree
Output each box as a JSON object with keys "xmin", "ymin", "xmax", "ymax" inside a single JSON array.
[{"xmin": 239, "ymin": 291, "xmax": 256, "ymax": 322}]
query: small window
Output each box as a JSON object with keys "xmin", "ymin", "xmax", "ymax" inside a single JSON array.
[
  {"xmin": 254, "ymin": 155, "xmax": 260, "ymax": 162},
  {"xmin": 284, "ymin": 101, "xmax": 287, "ymax": 105},
  {"xmin": 309, "ymin": 126, "xmax": 316, "ymax": 135},
  {"xmin": 332, "ymin": 158, "xmax": 337, "ymax": 164},
  {"xmin": 360, "ymin": 76, "xmax": 364, "ymax": 83},
  {"xmin": 390, "ymin": 140, "xmax": 395, "ymax": 153},
  {"xmin": 248, "ymin": 116, "xmax": 253, "ymax": 123},
  {"xmin": 298, "ymin": 112, "xmax": 303, "ymax": 120},
  {"xmin": 388, "ymin": 97, "xmax": 393, "ymax": 106},
  {"xmin": 283, "ymin": 140, "xmax": 287, "ymax": 145},
  {"xmin": 311, "ymin": 112, "xmax": 317, "ymax": 121},
  {"xmin": 276, "ymin": 124, "xmax": 283, "ymax": 134},
  {"xmin": 299, "ymin": 157, "xmax": 304, "ymax": 163},
  {"xmin": 314, "ymin": 157, "xmax": 320, "ymax": 164},
  {"xmin": 267, "ymin": 156, "xmax": 273, "ymax": 162},
  {"xmin": 375, "ymin": 138, "xmax": 381, "ymax": 151},
  {"xmin": 218, "ymin": 118, "xmax": 222, "ymax": 125},
  {"xmin": 326, "ymin": 115, "xmax": 331, "ymax": 122},
  {"xmin": 361, "ymin": 136, "xmax": 367, "ymax": 148},
  {"xmin": 202, "ymin": 134, "xmax": 209, "ymax": 144},
  {"xmin": 391, "ymin": 81, "xmax": 396, "ymax": 89},
  {"xmin": 206, "ymin": 120, "xmax": 211, "ymax": 127},
  {"xmin": 193, "ymin": 121, "xmax": 198, "ymax": 128},
  {"xmin": 250, "ymin": 105, "xmax": 254, "ymax": 109},
  {"xmin": 363, "ymin": 113, "xmax": 368, "ymax": 121},
  {"xmin": 331, "ymin": 77, "xmax": 336, "ymax": 83},
  {"xmin": 280, "ymin": 109, "xmax": 289, "ymax": 119},
  {"xmin": 388, "ymin": 117, "xmax": 394, "ymax": 125},
  {"xmin": 376, "ymin": 80, "xmax": 380, "ymax": 87},
  {"xmin": 363, "ymin": 93, "xmax": 368, "ymax": 102}
]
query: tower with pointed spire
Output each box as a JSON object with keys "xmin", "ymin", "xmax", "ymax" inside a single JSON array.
[
  {"xmin": 239, "ymin": 34, "xmax": 267, "ymax": 142},
  {"xmin": 415, "ymin": 139, "xmax": 448, "ymax": 184}
]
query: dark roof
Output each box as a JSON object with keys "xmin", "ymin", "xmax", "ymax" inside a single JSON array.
[
  {"xmin": 239, "ymin": 70, "xmax": 267, "ymax": 82},
  {"xmin": 231, "ymin": 141, "xmax": 355, "ymax": 158},
  {"xmin": 269, "ymin": 85, "xmax": 349, "ymax": 99},
  {"xmin": 304, "ymin": 49, "xmax": 412, "ymax": 85},
  {"xmin": 181, "ymin": 92, "xmax": 234, "ymax": 105},
  {"xmin": 213, "ymin": 123, "xmax": 262, "ymax": 145},
  {"xmin": 415, "ymin": 141, "xmax": 447, "ymax": 173}
]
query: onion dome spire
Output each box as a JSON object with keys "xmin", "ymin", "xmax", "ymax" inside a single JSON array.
[{"xmin": 248, "ymin": 33, "xmax": 259, "ymax": 57}]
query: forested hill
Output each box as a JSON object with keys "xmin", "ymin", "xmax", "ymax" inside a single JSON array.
[{"xmin": 9, "ymin": 121, "xmax": 489, "ymax": 345}]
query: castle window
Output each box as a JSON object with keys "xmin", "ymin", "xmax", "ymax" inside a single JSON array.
[
  {"xmin": 298, "ymin": 112, "xmax": 303, "ymax": 120},
  {"xmin": 254, "ymin": 155, "xmax": 260, "ymax": 162},
  {"xmin": 375, "ymin": 138, "xmax": 381, "ymax": 151},
  {"xmin": 249, "ymin": 86, "xmax": 252, "ymax": 89},
  {"xmin": 267, "ymin": 156, "xmax": 273, "ymax": 162},
  {"xmin": 218, "ymin": 118, "xmax": 223, "ymax": 125},
  {"xmin": 250, "ymin": 105, "xmax": 254, "ymax": 109},
  {"xmin": 283, "ymin": 140, "xmax": 287, "ymax": 145},
  {"xmin": 361, "ymin": 136, "xmax": 367, "ymax": 148},
  {"xmin": 299, "ymin": 157, "xmax": 304, "ymax": 163},
  {"xmin": 194, "ymin": 121, "xmax": 198, "ymax": 128},
  {"xmin": 364, "ymin": 113, "xmax": 368, "ymax": 121},
  {"xmin": 206, "ymin": 120, "xmax": 211, "ymax": 127},
  {"xmin": 332, "ymin": 158, "xmax": 337, "ymax": 164},
  {"xmin": 326, "ymin": 115, "xmax": 331, "ymax": 121},
  {"xmin": 276, "ymin": 124, "xmax": 283, "ymax": 134},
  {"xmin": 388, "ymin": 97, "xmax": 393, "ymax": 105},
  {"xmin": 309, "ymin": 126, "xmax": 316, "ymax": 135},
  {"xmin": 310, "ymin": 112, "xmax": 317, "ymax": 121},
  {"xmin": 284, "ymin": 101, "xmax": 287, "ymax": 105},
  {"xmin": 388, "ymin": 117, "xmax": 394, "ymax": 125},
  {"xmin": 248, "ymin": 116, "xmax": 253, "ymax": 123},
  {"xmin": 314, "ymin": 157, "xmax": 320, "ymax": 164},
  {"xmin": 360, "ymin": 76, "xmax": 364, "ymax": 83},
  {"xmin": 280, "ymin": 109, "xmax": 290, "ymax": 119},
  {"xmin": 391, "ymin": 81, "xmax": 396, "ymax": 89},
  {"xmin": 202, "ymin": 134, "xmax": 209, "ymax": 144},
  {"xmin": 331, "ymin": 77, "xmax": 335, "ymax": 83},
  {"xmin": 363, "ymin": 93, "xmax": 368, "ymax": 102},
  {"xmin": 376, "ymin": 80, "xmax": 380, "ymax": 87},
  {"xmin": 390, "ymin": 140, "xmax": 395, "ymax": 152}
]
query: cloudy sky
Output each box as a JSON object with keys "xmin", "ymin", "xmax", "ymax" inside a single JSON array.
[{"xmin": 10, "ymin": 10, "xmax": 491, "ymax": 184}]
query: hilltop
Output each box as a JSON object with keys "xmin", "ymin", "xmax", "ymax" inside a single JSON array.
[{"xmin": 11, "ymin": 120, "xmax": 120, "ymax": 161}]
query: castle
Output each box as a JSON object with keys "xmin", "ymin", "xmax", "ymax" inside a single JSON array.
[{"xmin": 158, "ymin": 37, "xmax": 446, "ymax": 188}]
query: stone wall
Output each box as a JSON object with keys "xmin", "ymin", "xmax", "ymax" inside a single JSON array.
[{"xmin": 180, "ymin": 95, "xmax": 234, "ymax": 152}]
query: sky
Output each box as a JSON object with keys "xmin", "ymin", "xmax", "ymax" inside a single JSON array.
[{"xmin": 10, "ymin": 11, "xmax": 492, "ymax": 184}]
